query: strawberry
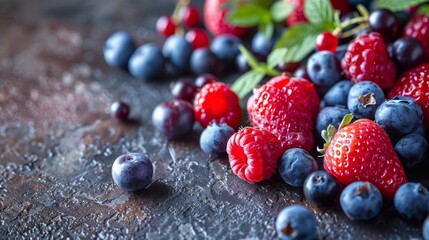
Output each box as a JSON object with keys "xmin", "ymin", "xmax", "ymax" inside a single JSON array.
[
  {"xmin": 247, "ymin": 75, "xmax": 320, "ymax": 152},
  {"xmin": 320, "ymin": 114, "xmax": 408, "ymax": 199},
  {"xmin": 388, "ymin": 63, "xmax": 429, "ymax": 129},
  {"xmin": 203, "ymin": 0, "xmax": 248, "ymax": 37},
  {"xmin": 286, "ymin": 0, "xmax": 351, "ymax": 27}
]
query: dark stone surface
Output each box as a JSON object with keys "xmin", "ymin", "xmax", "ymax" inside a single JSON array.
[{"xmin": 0, "ymin": 0, "xmax": 425, "ymax": 239}]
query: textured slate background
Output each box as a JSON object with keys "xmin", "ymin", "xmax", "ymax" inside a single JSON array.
[{"xmin": 0, "ymin": 0, "xmax": 425, "ymax": 239}]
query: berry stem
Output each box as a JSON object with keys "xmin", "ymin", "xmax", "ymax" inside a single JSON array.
[{"xmin": 332, "ymin": 4, "xmax": 370, "ymax": 37}]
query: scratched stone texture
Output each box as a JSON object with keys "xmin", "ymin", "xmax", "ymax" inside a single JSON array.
[{"xmin": 0, "ymin": 0, "xmax": 426, "ymax": 239}]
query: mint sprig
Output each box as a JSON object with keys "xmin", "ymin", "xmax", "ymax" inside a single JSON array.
[
  {"xmin": 374, "ymin": 0, "xmax": 429, "ymax": 12},
  {"xmin": 227, "ymin": 1, "xmax": 293, "ymax": 39},
  {"xmin": 304, "ymin": 0, "xmax": 338, "ymax": 29}
]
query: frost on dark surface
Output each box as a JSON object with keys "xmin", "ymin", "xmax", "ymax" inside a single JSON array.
[{"xmin": 0, "ymin": 0, "xmax": 424, "ymax": 239}]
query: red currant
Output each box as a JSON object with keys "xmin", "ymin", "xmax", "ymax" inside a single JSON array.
[
  {"xmin": 156, "ymin": 16, "xmax": 176, "ymax": 38},
  {"xmin": 185, "ymin": 29, "xmax": 210, "ymax": 49},
  {"xmin": 315, "ymin": 32, "xmax": 338, "ymax": 52},
  {"xmin": 181, "ymin": 6, "xmax": 201, "ymax": 28}
]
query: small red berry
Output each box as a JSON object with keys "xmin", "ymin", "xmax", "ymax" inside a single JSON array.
[
  {"xmin": 316, "ymin": 32, "xmax": 338, "ymax": 52},
  {"xmin": 156, "ymin": 16, "xmax": 176, "ymax": 38},
  {"xmin": 110, "ymin": 101, "xmax": 130, "ymax": 121},
  {"xmin": 181, "ymin": 6, "xmax": 201, "ymax": 28},
  {"xmin": 227, "ymin": 127, "xmax": 283, "ymax": 182},
  {"xmin": 185, "ymin": 29, "xmax": 211, "ymax": 49},
  {"xmin": 194, "ymin": 82, "xmax": 242, "ymax": 129}
]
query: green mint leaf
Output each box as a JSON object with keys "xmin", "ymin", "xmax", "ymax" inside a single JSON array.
[
  {"xmin": 267, "ymin": 48, "xmax": 288, "ymax": 68},
  {"xmin": 238, "ymin": 44, "xmax": 260, "ymax": 69},
  {"xmin": 374, "ymin": 0, "xmax": 429, "ymax": 12},
  {"xmin": 259, "ymin": 20, "xmax": 274, "ymax": 40},
  {"xmin": 270, "ymin": 1, "xmax": 294, "ymax": 22},
  {"xmin": 417, "ymin": 4, "xmax": 429, "ymax": 14},
  {"xmin": 231, "ymin": 70, "xmax": 265, "ymax": 99},
  {"xmin": 227, "ymin": 4, "xmax": 270, "ymax": 27},
  {"xmin": 275, "ymin": 23, "xmax": 323, "ymax": 63},
  {"xmin": 304, "ymin": 0, "xmax": 336, "ymax": 30}
]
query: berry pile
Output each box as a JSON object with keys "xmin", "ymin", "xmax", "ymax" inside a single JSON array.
[{"xmin": 104, "ymin": 0, "xmax": 429, "ymax": 238}]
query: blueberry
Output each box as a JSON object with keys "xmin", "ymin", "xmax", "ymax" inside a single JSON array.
[
  {"xmin": 307, "ymin": 51, "xmax": 342, "ymax": 88},
  {"xmin": 375, "ymin": 96, "xmax": 423, "ymax": 140},
  {"xmin": 423, "ymin": 216, "xmax": 429, "ymax": 240},
  {"xmin": 129, "ymin": 43, "xmax": 165, "ymax": 80},
  {"xmin": 414, "ymin": 124, "xmax": 427, "ymax": 139},
  {"xmin": 278, "ymin": 148, "xmax": 318, "ymax": 187},
  {"xmin": 304, "ymin": 171, "xmax": 341, "ymax": 206},
  {"xmin": 394, "ymin": 183, "xmax": 429, "ymax": 222},
  {"xmin": 190, "ymin": 48, "xmax": 221, "ymax": 75},
  {"xmin": 199, "ymin": 123, "xmax": 235, "ymax": 155},
  {"xmin": 111, "ymin": 153, "xmax": 153, "ymax": 191},
  {"xmin": 162, "ymin": 35, "xmax": 193, "ymax": 73},
  {"xmin": 391, "ymin": 37, "xmax": 425, "ymax": 70},
  {"xmin": 369, "ymin": 9, "xmax": 400, "ymax": 42},
  {"xmin": 293, "ymin": 67, "xmax": 310, "ymax": 80},
  {"xmin": 335, "ymin": 43, "xmax": 349, "ymax": 61},
  {"xmin": 395, "ymin": 134, "xmax": 428, "ymax": 169},
  {"xmin": 347, "ymin": 81, "xmax": 385, "ymax": 120},
  {"xmin": 236, "ymin": 53, "xmax": 251, "ymax": 73},
  {"xmin": 316, "ymin": 106, "xmax": 350, "ymax": 134},
  {"xmin": 275, "ymin": 205, "xmax": 317, "ymax": 240},
  {"xmin": 210, "ymin": 34, "xmax": 241, "ymax": 66},
  {"xmin": 340, "ymin": 181, "xmax": 383, "ymax": 221},
  {"xmin": 152, "ymin": 100, "xmax": 195, "ymax": 139},
  {"xmin": 110, "ymin": 101, "xmax": 130, "ymax": 121},
  {"xmin": 323, "ymin": 80, "xmax": 352, "ymax": 107},
  {"xmin": 103, "ymin": 32, "xmax": 136, "ymax": 68},
  {"xmin": 251, "ymin": 29, "xmax": 283, "ymax": 59}
]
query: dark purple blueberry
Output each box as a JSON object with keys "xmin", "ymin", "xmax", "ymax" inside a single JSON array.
[
  {"xmin": 391, "ymin": 37, "xmax": 425, "ymax": 70},
  {"xmin": 162, "ymin": 35, "xmax": 193, "ymax": 73},
  {"xmin": 190, "ymin": 48, "xmax": 221, "ymax": 75},
  {"xmin": 293, "ymin": 67, "xmax": 310, "ymax": 80},
  {"xmin": 275, "ymin": 205, "xmax": 317, "ymax": 240},
  {"xmin": 129, "ymin": 43, "xmax": 165, "ymax": 80},
  {"xmin": 103, "ymin": 32, "xmax": 135, "ymax": 68},
  {"xmin": 347, "ymin": 81, "xmax": 385, "ymax": 120},
  {"xmin": 278, "ymin": 148, "xmax": 318, "ymax": 187},
  {"xmin": 316, "ymin": 106, "xmax": 350, "ymax": 134},
  {"xmin": 171, "ymin": 79, "xmax": 197, "ymax": 102},
  {"xmin": 304, "ymin": 171, "xmax": 341, "ymax": 206},
  {"xmin": 236, "ymin": 53, "xmax": 251, "ymax": 73},
  {"xmin": 340, "ymin": 181, "xmax": 383, "ymax": 221},
  {"xmin": 307, "ymin": 51, "xmax": 342, "ymax": 88},
  {"xmin": 152, "ymin": 100, "xmax": 195, "ymax": 139},
  {"xmin": 251, "ymin": 29, "xmax": 284, "ymax": 59},
  {"xmin": 111, "ymin": 153, "xmax": 153, "ymax": 192},
  {"xmin": 394, "ymin": 183, "xmax": 429, "ymax": 222},
  {"xmin": 395, "ymin": 134, "xmax": 428, "ymax": 170},
  {"xmin": 199, "ymin": 123, "xmax": 235, "ymax": 155},
  {"xmin": 110, "ymin": 101, "xmax": 130, "ymax": 121},
  {"xmin": 195, "ymin": 74, "xmax": 217, "ymax": 89},
  {"xmin": 369, "ymin": 9, "xmax": 400, "ymax": 42},
  {"xmin": 423, "ymin": 216, "xmax": 429, "ymax": 240},
  {"xmin": 210, "ymin": 34, "xmax": 241, "ymax": 66},
  {"xmin": 375, "ymin": 96, "xmax": 423, "ymax": 140},
  {"xmin": 323, "ymin": 80, "xmax": 352, "ymax": 107},
  {"xmin": 335, "ymin": 43, "xmax": 349, "ymax": 61}
]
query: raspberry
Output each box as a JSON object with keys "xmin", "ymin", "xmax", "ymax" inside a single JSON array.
[
  {"xmin": 194, "ymin": 82, "xmax": 242, "ymax": 129},
  {"xmin": 341, "ymin": 32, "xmax": 396, "ymax": 89},
  {"xmin": 227, "ymin": 127, "xmax": 283, "ymax": 182},
  {"xmin": 388, "ymin": 63, "xmax": 429, "ymax": 130},
  {"xmin": 403, "ymin": 15, "xmax": 429, "ymax": 61},
  {"xmin": 247, "ymin": 76, "xmax": 319, "ymax": 152}
]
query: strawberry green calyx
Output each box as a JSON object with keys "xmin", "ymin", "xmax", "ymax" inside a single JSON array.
[{"xmin": 317, "ymin": 114, "xmax": 354, "ymax": 154}]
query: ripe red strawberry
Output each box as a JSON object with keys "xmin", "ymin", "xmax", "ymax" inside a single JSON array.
[
  {"xmin": 286, "ymin": 0, "xmax": 351, "ymax": 26},
  {"xmin": 321, "ymin": 115, "xmax": 408, "ymax": 199},
  {"xmin": 227, "ymin": 127, "xmax": 283, "ymax": 182},
  {"xmin": 403, "ymin": 15, "xmax": 429, "ymax": 61},
  {"xmin": 342, "ymin": 32, "xmax": 396, "ymax": 89},
  {"xmin": 388, "ymin": 63, "xmax": 429, "ymax": 129},
  {"xmin": 194, "ymin": 82, "xmax": 242, "ymax": 129},
  {"xmin": 247, "ymin": 75, "xmax": 320, "ymax": 152},
  {"xmin": 203, "ymin": 0, "xmax": 248, "ymax": 37}
]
